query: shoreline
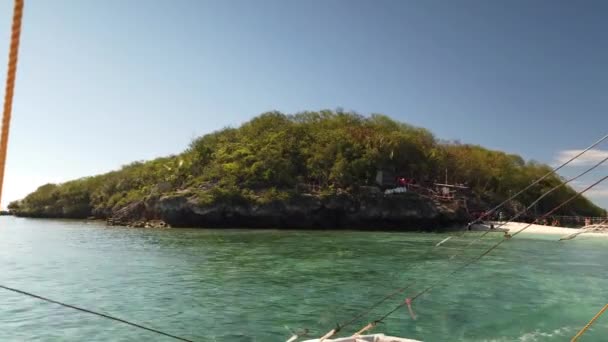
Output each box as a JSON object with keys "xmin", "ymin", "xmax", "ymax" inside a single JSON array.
[
  {"xmin": 492, "ymin": 221, "xmax": 608, "ymax": 238},
  {"xmin": 4, "ymin": 215, "xmax": 607, "ymax": 238}
]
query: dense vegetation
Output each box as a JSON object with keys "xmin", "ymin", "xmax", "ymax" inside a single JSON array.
[{"xmin": 9, "ymin": 111, "xmax": 605, "ymax": 219}]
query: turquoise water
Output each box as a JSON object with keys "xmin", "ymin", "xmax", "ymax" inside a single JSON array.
[{"xmin": 0, "ymin": 217, "xmax": 607, "ymax": 341}]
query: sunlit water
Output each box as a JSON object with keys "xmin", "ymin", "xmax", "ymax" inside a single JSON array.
[{"xmin": 0, "ymin": 217, "xmax": 607, "ymax": 341}]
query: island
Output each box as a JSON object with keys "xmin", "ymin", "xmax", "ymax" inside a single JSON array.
[{"xmin": 8, "ymin": 111, "xmax": 605, "ymax": 230}]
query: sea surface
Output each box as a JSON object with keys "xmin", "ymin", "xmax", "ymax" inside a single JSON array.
[{"xmin": 1, "ymin": 217, "xmax": 607, "ymax": 341}]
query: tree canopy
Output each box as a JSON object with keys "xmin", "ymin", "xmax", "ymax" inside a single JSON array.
[{"xmin": 10, "ymin": 111, "xmax": 606, "ymax": 219}]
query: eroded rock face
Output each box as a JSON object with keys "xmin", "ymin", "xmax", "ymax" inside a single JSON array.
[
  {"xmin": 151, "ymin": 193, "xmax": 468, "ymax": 230},
  {"xmin": 112, "ymin": 201, "xmax": 146, "ymax": 224},
  {"xmin": 19, "ymin": 190, "xmax": 469, "ymax": 230}
]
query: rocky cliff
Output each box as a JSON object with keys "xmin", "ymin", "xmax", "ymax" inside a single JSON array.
[{"xmin": 100, "ymin": 191, "xmax": 469, "ymax": 230}]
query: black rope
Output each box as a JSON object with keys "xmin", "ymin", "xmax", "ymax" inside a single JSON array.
[
  {"xmin": 468, "ymin": 133, "xmax": 608, "ymax": 225},
  {"xmin": 338, "ymin": 283, "xmax": 415, "ymax": 329},
  {"xmin": 373, "ymin": 174, "xmax": 608, "ymax": 325},
  {"xmin": 0, "ymin": 285, "xmax": 196, "ymax": 342},
  {"xmin": 448, "ymin": 153, "xmax": 608, "ymax": 262},
  {"xmin": 317, "ymin": 154, "xmax": 607, "ymax": 334},
  {"xmin": 295, "ymin": 135, "xmax": 608, "ymax": 339}
]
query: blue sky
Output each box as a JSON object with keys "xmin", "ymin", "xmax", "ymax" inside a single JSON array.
[{"xmin": 0, "ymin": 0, "xmax": 606, "ymax": 209}]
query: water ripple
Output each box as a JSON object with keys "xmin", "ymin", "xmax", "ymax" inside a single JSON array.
[{"xmin": 1, "ymin": 217, "xmax": 607, "ymax": 341}]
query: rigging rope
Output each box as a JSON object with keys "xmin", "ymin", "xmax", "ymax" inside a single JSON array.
[
  {"xmin": 560, "ymin": 217, "xmax": 608, "ymax": 241},
  {"xmin": 571, "ymin": 303, "xmax": 608, "ymax": 341},
  {"xmin": 501, "ymin": 153, "xmax": 607, "ymax": 226},
  {"xmin": 295, "ymin": 138, "xmax": 608, "ymax": 341},
  {"xmin": 0, "ymin": 0, "xmax": 23, "ymax": 207},
  {"xmin": 448, "ymin": 151, "xmax": 608, "ymax": 260},
  {"xmin": 469, "ymin": 132, "xmax": 608, "ymax": 225},
  {"xmin": 2, "ymin": 2, "xmax": 604, "ymax": 340},
  {"xmin": 0, "ymin": 285, "xmax": 196, "ymax": 342},
  {"xmin": 346, "ymin": 175, "xmax": 608, "ymax": 335},
  {"xmin": 0, "ymin": 2, "xmax": 198, "ymax": 341}
]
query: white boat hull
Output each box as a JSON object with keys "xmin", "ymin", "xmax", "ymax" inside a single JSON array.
[{"xmin": 302, "ymin": 333, "xmax": 421, "ymax": 342}]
